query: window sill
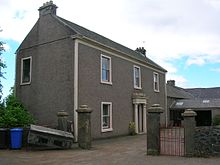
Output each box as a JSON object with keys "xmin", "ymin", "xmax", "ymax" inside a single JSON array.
[
  {"xmin": 101, "ymin": 81, "xmax": 113, "ymax": 85},
  {"xmin": 101, "ymin": 128, "xmax": 113, "ymax": 133},
  {"xmin": 134, "ymin": 86, "xmax": 142, "ymax": 90},
  {"xmin": 20, "ymin": 82, "xmax": 31, "ymax": 86}
]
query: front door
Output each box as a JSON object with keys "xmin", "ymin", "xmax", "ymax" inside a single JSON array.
[{"xmin": 138, "ymin": 104, "xmax": 144, "ymax": 133}]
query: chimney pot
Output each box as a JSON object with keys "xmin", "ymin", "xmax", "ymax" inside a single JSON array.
[
  {"xmin": 38, "ymin": 1, "xmax": 57, "ymax": 17},
  {"xmin": 167, "ymin": 80, "xmax": 175, "ymax": 86},
  {"xmin": 135, "ymin": 47, "xmax": 146, "ymax": 56}
]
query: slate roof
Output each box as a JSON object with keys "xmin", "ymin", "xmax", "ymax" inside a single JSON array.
[
  {"xmin": 171, "ymin": 98, "xmax": 220, "ymax": 110},
  {"xmin": 185, "ymin": 87, "xmax": 220, "ymax": 99},
  {"xmin": 167, "ymin": 84, "xmax": 220, "ymax": 110},
  {"xmin": 167, "ymin": 84, "xmax": 193, "ymax": 99},
  {"xmin": 54, "ymin": 15, "xmax": 167, "ymax": 72}
]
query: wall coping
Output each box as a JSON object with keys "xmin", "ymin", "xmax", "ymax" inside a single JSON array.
[
  {"xmin": 148, "ymin": 104, "xmax": 164, "ymax": 113},
  {"xmin": 76, "ymin": 105, "xmax": 93, "ymax": 113}
]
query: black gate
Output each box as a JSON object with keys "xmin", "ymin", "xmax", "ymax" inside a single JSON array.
[{"xmin": 160, "ymin": 127, "xmax": 185, "ymax": 156}]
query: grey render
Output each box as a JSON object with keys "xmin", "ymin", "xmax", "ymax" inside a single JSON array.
[{"xmin": 15, "ymin": 2, "xmax": 167, "ymax": 140}]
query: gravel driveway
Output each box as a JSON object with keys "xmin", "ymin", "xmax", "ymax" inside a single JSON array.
[{"xmin": 0, "ymin": 134, "xmax": 220, "ymax": 165}]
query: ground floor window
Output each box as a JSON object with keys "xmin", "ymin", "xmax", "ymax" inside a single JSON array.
[{"xmin": 101, "ymin": 102, "xmax": 113, "ymax": 132}]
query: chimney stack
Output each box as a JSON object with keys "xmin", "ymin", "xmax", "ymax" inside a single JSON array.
[
  {"xmin": 135, "ymin": 47, "xmax": 146, "ymax": 56},
  {"xmin": 167, "ymin": 80, "xmax": 175, "ymax": 86},
  {"xmin": 38, "ymin": 1, "xmax": 57, "ymax": 17}
]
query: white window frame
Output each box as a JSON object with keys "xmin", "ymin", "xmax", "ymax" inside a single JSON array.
[
  {"xmin": 153, "ymin": 72, "xmax": 159, "ymax": 92},
  {"xmin": 20, "ymin": 56, "xmax": 32, "ymax": 85},
  {"xmin": 101, "ymin": 102, "xmax": 113, "ymax": 132},
  {"xmin": 133, "ymin": 65, "xmax": 141, "ymax": 89},
  {"xmin": 100, "ymin": 54, "xmax": 112, "ymax": 85}
]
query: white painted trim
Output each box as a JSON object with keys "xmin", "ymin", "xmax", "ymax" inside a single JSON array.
[
  {"xmin": 77, "ymin": 40, "xmax": 166, "ymax": 75},
  {"xmin": 133, "ymin": 65, "xmax": 142, "ymax": 89},
  {"xmin": 101, "ymin": 102, "xmax": 113, "ymax": 132},
  {"xmin": 20, "ymin": 56, "xmax": 32, "ymax": 85},
  {"xmin": 74, "ymin": 40, "xmax": 79, "ymax": 142},
  {"xmin": 153, "ymin": 72, "xmax": 160, "ymax": 92},
  {"xmin": 134, "ymin": 104, "xmax": 138, "ymax": 134},
  {"xmin": 100, "ymin": 54, "xmax": 112, "ymax": 85},
  {"xmin": 143, "ymin": 104, "xmax": 147, "ymax": 133},
  {"xmin": 164, "ymin": 75, "xmax": 168, "ymax": 127}
]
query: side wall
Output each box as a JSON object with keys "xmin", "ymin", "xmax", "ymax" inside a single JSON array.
[
  {"xmin": 16, "ymin": 15, "xmax": 75, "ymax": 128},
  {"xmin": 78, "ymin": 42, "xmax": 166, "ymax": 139}
]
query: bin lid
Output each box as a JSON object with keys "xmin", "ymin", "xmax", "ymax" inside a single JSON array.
[{"xmin": 10, "ymin": 128, "xmax": 23, "ymax": 131}]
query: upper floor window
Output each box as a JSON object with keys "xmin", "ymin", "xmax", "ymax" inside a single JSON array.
[
  {"xmin": 134, "ymin": 65, "xmax": 141, "ymax": 89},
  {"xmin": 101, "ymin": 55, "xmax": 112, "ymax": 84},
  {"xmin": 153, "ymin": 72, "xmax": 159, "ymax": 92},
  {"xmin": 21, "ymin": 57, "xmax": 32, "ymax": 85},
  {"xmin": 101, "ymin": 102, "xmax": 113, "ymax": 132}
]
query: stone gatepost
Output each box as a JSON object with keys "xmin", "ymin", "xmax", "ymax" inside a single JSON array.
[
  {"xmin": 147, "ymin": 104, "xmax": 164, "ymax": 155},
  {"xmin": 76, "ymin": 105, "xmax": 93, "ymax": 149},
  {"xmin": 57, "ymin": 110, "xmax": 69, "ymax": 131},
  {"xmin": 182, "ymin": 109, "xmax": 197, "ymax": 157}
]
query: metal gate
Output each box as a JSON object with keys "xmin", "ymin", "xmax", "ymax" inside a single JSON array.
[{"xmin": 160, "ymin": 127, "xmax": 185, "ymax": 156}]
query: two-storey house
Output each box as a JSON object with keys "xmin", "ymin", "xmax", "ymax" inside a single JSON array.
[{"xmin": 15, "ymin": 1, "xmax": 167, "ymax": 141}]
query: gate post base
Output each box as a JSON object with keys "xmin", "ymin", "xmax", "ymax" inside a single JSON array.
[{"xmin": 147, "ymin": 149, "xmax": 160, "ymax": 155}]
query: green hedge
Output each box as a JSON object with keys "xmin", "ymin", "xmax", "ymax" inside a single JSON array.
[{"xmin": 213, "ymin": 115, "xmax": 220, "ymax": 126}]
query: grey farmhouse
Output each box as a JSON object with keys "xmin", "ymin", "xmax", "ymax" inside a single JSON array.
[{"xmin": 15, "ymin": 1, "xmax": 167, "ymax": 141}]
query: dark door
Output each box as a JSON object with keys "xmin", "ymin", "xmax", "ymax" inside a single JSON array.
[{"xmin": 195, "ymin": 110, "xmax": 212, "ymax": 126}]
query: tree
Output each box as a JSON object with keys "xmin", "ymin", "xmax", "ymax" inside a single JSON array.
[
  {"xmin": 0, "ymin": 88, "xmax": 35, "ymax": 128},
  {"xmin": 0, "ymin": 29, "xmax": 7, "ymax": 101}
]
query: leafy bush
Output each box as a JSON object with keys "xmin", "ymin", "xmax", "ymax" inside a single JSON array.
[
  {"xmin": 128, "ymin": 121, "xmax": 136, "ymax": 135},
  {"xmin": 213, "ymin": 115, "xmax": 220, "ymax": 126},
  {"xmin": 0, "ymin": 92, "xmax": 35, "ymax": 128}
]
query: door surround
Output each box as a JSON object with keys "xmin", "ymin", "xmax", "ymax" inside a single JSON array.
[{"xmin": 132, "ymin": 92, "xmax": 148, "ymax": 134}]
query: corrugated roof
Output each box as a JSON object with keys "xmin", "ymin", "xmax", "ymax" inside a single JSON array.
[{"xmin": 54, "ymin": 15, "xmax": 167, "ymax": 72}]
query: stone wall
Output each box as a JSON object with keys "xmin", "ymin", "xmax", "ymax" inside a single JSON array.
[{"xmin": 194, "ymin": 126, "xmax": 220, "ymax": 156}]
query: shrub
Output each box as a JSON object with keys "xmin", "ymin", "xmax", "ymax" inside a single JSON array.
[
  {"xmin": 0, "ymin": 92, "xmax": 35, "ymax": 128},
  {"xmin": 128, "ymin": 121, "xmax": 136, "ymax": 135},
  {"xmin": 213, "ymin": 115, "xmax": 220, "ymax": 126}
]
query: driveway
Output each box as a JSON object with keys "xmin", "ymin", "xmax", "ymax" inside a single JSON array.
[{"xmin": 0, "ymin": 134, "xmax": 220, "ymax": 165}]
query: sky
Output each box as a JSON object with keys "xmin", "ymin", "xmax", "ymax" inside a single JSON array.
[{"xmin": 0, "ymin": 0, "xmax": 220, "ymax": 98}]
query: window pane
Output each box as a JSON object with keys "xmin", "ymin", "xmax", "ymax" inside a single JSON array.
[
  {"xmin": 102, "ymin": 103, "xmax": 111, "ymax": 129},
  {"xmin": 154, "ymin": 82, "xmax": 158, "ymax": 90},
  {"xmin": 154, "ymin": 74, "xmax": 157, "ymax": 82},
  {"xmin": 103, "ymin": 116, "xmax": 110, "ymax": 128},
  {"xmin": 22, "ymin": 58, "xmax": 31, "ymax": 83},
  {"xmin": 134, "ymin": 67, "xmax": 140, "ymax": 87},
  {"xmin": 135, "ymin": 77, "xmax": 139, "ymax": 87},
  {"xmin": 101, "ymin": 56, "xmax": 110, "ymax": 82},
  {"xmin": 102, "ymin": 69, "xmax": 107, "ymax": 81},
  {"xmin": 102, "ymin": 57, "xmax": 109, "ymax": 70},
  {"xmin": 154, "ymin": 73, "xmax": 159, "ymax": 91},
  {"xmin": 135, "ymin": 68, "xmax": 139, "ymax": 78},
  {"xmin": 103, "ymin": 104, "xmax": 109, "ymax": 116}
]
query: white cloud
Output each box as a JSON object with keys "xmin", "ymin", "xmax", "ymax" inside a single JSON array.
[
  {"xmin": 1, "ymin": 0, "xmax": 220, "ymax": 87},
  {"xmin": 3, "ymin": 43, "xmax": 10, "ymax": 51},
  {"xmin": 166, "ymin": 74, "xmax": 188, "ymax": 87}
]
